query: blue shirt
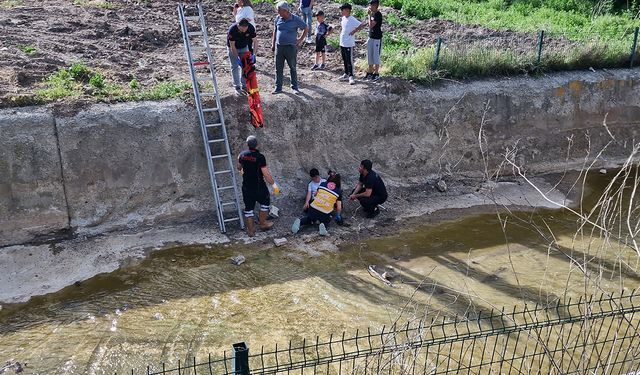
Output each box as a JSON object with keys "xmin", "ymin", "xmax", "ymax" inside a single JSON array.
[
  {"xmin": 274, "ymin": 14, "xmax": 308, "ymax": 45},
  {"xmin": 300, "ymin": 0, "xmax": 312, "ymax": 7},
  {"xmin": 316, "ymin": 21, "xmax": 329, "ymax": 41}
]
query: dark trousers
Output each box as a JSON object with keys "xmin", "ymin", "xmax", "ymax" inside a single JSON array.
[
  {"xmin": 275, "ymin": 44, "xmax": 298, "ymax": 90},
  {"xmin": 340, "ymin": 46, "xmax": 354, "ymax": 76},
  {"xmin": 356, "ymin": 188, "xmax": 387, "ymax": 213},
  {"xmin": 300, "ymin": 207, "xmax": 331, "ymax": 226}
]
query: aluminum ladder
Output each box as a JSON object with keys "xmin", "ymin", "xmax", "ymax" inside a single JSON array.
[{"xmin": 178, "ymin": 3, "xmax": 244, "ymax": 233}]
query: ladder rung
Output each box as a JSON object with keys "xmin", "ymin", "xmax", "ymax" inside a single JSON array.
[
  {"xmin": 187, "ymin": 31, "xmax": 203, "ymax": 37},
  {"xmin": 221, "ymin": 202, "xmax": 237, "ymax": 207},
  {"xmin": 217, "ymin": 186, "xmax": 234, "ymax": 191},
  {"xmin": 223, "ymin": 217, "xmax": 240, "ymax": 223},
  {"xmin": 209, "ymin": 138, "xmax": 225, "ymax": 143},
  {"xmin": 193, "ymin": 61, "xmax": 210, "ymax": 67},
  {"xmin": 200, "ymin": 93, "xmax": 217, "ymax": 97},
  {"xmin": 185, "ymin": 16, "xmax": 201, "ymax": 21},
  {"xmin": 202, "ymin": 108, "xmax": 219, "ymax": 112},
  {"xmin": 215, "ymin": 170, "xmax": 232, "ymax": 175},
  {"xmin": 211, "ymin": 154, "xmax": 229, "ymax": 159},
  {"xmin": 196, "ymin": 75, "xmax": 213, "ymax": 80},
  {"xmin": 205, "ymin": 123, "xmax": 222, "ymax": 128},
  {"xmin": 191, "ymin": 46, "xmax": 209, "ymax": 52}
]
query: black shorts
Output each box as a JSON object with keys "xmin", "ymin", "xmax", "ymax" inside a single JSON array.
[
  {"xmin": 315, "ymin": 38, "xmax": 327, "ymax": 53},
  {"xmin": 242, "ymin": 185, "xmax": 270, "ymax": 212}
]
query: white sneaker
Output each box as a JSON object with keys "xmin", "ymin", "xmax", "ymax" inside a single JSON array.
[
  {"xmin": 291, "ymin": 218, "xmax": 301, "ymax": 234},
  {"xmin": 338, "ymin": 74, "xmax": 349, "ymax": 82},
  {"xmin": 319, "ymin": 223, "xmax": 328, "ymax": 236},
  {"xmin": 349, "ymin": 76, "xmax": 355, "ymax": 85}
]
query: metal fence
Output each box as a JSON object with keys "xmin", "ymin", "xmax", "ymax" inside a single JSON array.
[{"xmin": 134, "ymin": 291, "xmax": 640, "ymax": 375}]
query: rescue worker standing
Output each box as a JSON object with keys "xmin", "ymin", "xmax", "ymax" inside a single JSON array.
[{"xmin": 238, "ymin": 135, "xmax": 279, "ymax": 236}]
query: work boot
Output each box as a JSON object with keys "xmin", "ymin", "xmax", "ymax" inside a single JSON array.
[
  {"xmin": 245, "ymin": 217, "xmax": 255, "ymax": 237},
  {"xmin": 259, "ymin": 211, "xmax": 274, "ymax": 231}
]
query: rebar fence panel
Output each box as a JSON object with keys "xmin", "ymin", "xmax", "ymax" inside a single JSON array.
[{"xmin": 135, "ymin": 291, "xmax": 640, "ymax": 375}]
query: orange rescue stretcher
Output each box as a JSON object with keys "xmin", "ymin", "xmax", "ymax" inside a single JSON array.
[{"xmin": 239, "ymin": 51, "xmax": 264, "ymax": 128}]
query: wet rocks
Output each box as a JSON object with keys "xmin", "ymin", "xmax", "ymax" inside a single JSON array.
[
  {"xmin": 273, "ymin": 238, "xmax": 287, "ymax": 247},
  {"xmin": 1, "ymin": 361, "xmax": 24, "ymax": 374},
  {"xmin": 437, "ymin": 180, "xmax": 448, "ymax": 193},
  {"xmin": 230, "ymin": 254, "xmax": 245, "ymax": 266}
]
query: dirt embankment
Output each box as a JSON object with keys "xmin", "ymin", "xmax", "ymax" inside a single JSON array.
[{"xmin": 0, "ymin": 0, "xmax": 575, "ymax": 107}]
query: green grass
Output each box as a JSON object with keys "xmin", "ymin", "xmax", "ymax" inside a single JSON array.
[
  {"xmin": 35, "ymin": 63, "xmax": 191, "ymax": 103},
  {"xmin": 385, "ymin": 12, "xmax": 416, "ymax": 27},
  {"xmin": 372, "ymin": 0, "xmax": 639, "ymax": 81},
  {"xmin": 384, "ymin": 0, "xmax": 640, "ymax": 42},
  {"xmin": 18, "ymin": 45, "xmax": 36, "ymax": 55},
  {"xmin": 1, "ymin": 0, "xmax": 22, "ymax": 7},
  {"xmin": 382, "ymin": 38, "xmax": 632, "ymax": 82}
]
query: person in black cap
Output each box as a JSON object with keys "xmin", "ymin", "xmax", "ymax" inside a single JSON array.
[
  {"xmin": 238, "ymin": 135, "xmax": 280, "ymax": 236},
  {"xmin": 364, "ymin": 0, "xmax": 383, "ymax": 81},
  {"xmin": 349, "ymin": 159, "xmax": 388, "ymax": 218}
]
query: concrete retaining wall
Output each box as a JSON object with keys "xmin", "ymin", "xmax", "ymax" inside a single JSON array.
[{"xmin": 1, "ymin": 69, "xmax": 639, "ymax": 246}]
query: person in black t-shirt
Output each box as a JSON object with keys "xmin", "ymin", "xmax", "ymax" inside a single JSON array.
[
  {"xmin": 363, "ymin": 0, "xmax": 382, "ymax": 81},
  {"xmin": 349, "ymin": 159, "xmax": 388, "ymax": 218},
  {"xmin": 227, "ymin": 18, "xmax": 258, "ymax": 95},
  {"xmin": 238, "ymin": 135, "xmax": 279, "ymax": 236}
]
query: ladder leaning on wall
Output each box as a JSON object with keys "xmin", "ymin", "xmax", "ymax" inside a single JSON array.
[{"xmin": 178, "ymin": 3, "xmax": 244, "ymax": 233}]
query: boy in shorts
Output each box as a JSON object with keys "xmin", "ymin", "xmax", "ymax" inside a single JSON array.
[
  {"xmin": 311, "ymin": 11, "xmax": 332, "ymax": 70},
  {"xmin": 364, "ymin": 0, "xmax": 382, "ymax": 81}
]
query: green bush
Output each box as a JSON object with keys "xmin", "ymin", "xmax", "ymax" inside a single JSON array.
[{"xmin": 89, "ymin": 73, "xmax": 105, "ymax": 89}]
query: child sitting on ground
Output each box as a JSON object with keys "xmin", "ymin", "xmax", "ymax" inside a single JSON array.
[
  {"xmin": 292, "ymin": 173, "xmax": 344, "ymax": 236},
  {"xmin": 311, "ymin": 11, "xmax": 332, "ymax": 70}
]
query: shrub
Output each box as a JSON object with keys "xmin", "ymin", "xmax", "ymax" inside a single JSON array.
[{"xmin": 89, "ymin": 73, "xmax": 105, "ymax": 89}]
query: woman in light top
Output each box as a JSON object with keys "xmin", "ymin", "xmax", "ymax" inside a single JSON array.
[{"xmin": 233, "ymin": 0, "xmax": 256, "ymax": 26}]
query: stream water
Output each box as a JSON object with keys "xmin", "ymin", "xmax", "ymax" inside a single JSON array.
[{"xmin": 1, "ymin": 170, "xmax": 638, "ymax": 374}]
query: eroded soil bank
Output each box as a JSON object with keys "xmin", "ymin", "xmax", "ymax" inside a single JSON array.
[{"xmin": 1, "ymin": 69, "xmax": 639, "ymax": 248}]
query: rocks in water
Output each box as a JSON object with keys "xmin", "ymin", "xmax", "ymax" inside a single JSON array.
[
  {"xmin": 230, "ymin": 254, "xmax": 246, "ymax": 266},
  {"xmin": 1, "ymin": 361, "xmax": 24, "ymax": 374},
  {"xmin": 153, "ymin": 312, "xmax": 163, "ymax": 320},
  {"xmin": 436, "ymin": 180, "xmax": 448, "ymax": 193},
  {"xmin": 599, "ymin": 168, "xmax": 607, "ymax": 174},
  {"xmin": 273, "ymin": 238, "xmax": 287, "ymax": 247}
]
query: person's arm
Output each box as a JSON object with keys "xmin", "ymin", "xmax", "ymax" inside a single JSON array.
[
  {"xmin": 230, "ymin": 42, "xmax": 239, "ymax": 58},
  {"xmin": 349, "ymin": 18, "xmax": 366, "ymax": 35},
  {"xmin": 261, "ymin": 166, "xmax": 276, "ymax": 185},
  {"xmin": 297, "ymin": 23, "xmax": 309, "ymax": 46},
  {"xmin": 368, "ymin": 9, "xmax": 377, "ymax": 29},
  {"xmin": 303, "ymin": 189, "xmax": 312, "ymax": 209},
  {"xmin": 237, "ymin": 160, "xmax": 243, "ymax": 173},
  {"xmin": 353, "ymin": 188, "xmax": 372, "ymax": 198},
  {"xmin": 335, "ymin": 200, "xmax": 342, "ymax": 214},
  {"xmin": 271, "ymin": 20, "xmax": 277, "ymax": 51},
  {"xmin": 349, "ymin": 180, "xmax": 363, "ymax": 200},
  {"xmin": 252, "ymin": 36, "xmax": 258, "ymax": 56}
]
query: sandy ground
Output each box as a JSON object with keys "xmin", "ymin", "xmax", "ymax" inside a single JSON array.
[
  {"xmin": 0, "ymin": 0, "xmax": 575, "ymax": 107},
  {"xmin": 0, "ymin": 173, "xmax": 577, "ymax": 305}
]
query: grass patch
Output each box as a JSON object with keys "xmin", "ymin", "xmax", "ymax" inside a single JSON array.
[
  {"xmin": 352, "ymin": 6, "xmax": 367, "ymax": 20},
  {"xmin": 96, "ymin": 1, "xmax": 114, "ymax": 9},
  {"xmin": 385, "ymin": 12, "xmax": 416, "ymax": 27},
  {"xmin": 1, "ymin": 0, "xmax": 23, "ymax": 7},
  {"xmin": 381, "ymin": 38, "xmax": 631, "ymax": 82},
  {"xmin": 18, "ymin": 45, "xmax": 36, "ymax": 55},
  {"xmin": 386, "ymin": 0, "xmax": 640, "ymax": 42},
  {"xmin": 327, "ymin": 35, "xmax": 340, "ymax": 50}
]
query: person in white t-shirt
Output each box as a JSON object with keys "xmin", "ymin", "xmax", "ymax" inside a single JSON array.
[
  {"xmin": 303, "ymin": 168, "xmax": 326, "ymax": 211},
  {"xmin": 233, "ymin": 0, "xmax": 256, "ymax": 26},
  {"xmin": 338, "ymin": 3, "xmax": 366, "ymax": 85}
]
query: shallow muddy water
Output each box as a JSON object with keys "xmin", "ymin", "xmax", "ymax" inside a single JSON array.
[{"xmin": 1, "ymin": 170, "xmax": 638, "ymax": 374}]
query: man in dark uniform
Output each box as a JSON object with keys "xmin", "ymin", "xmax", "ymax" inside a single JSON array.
[
  {"xmin": 238, "ymin": 135, "xmax": 278, "ymax": 236},
  {"xmin": 349, "ymin": 159, "xmax": 387, "ymax": 218}
]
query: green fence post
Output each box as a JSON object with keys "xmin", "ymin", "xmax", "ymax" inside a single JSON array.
[
  {"xmin": 536, "ymin": 30, "xmax": 545, "ymax": 68},
  {"xmin": 432, "ymin": 37, "xmax": 442, "ymax": 71},
  {"xmin": 631, "ymin": 27, "xmax": 639, "ymax": 68}
]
